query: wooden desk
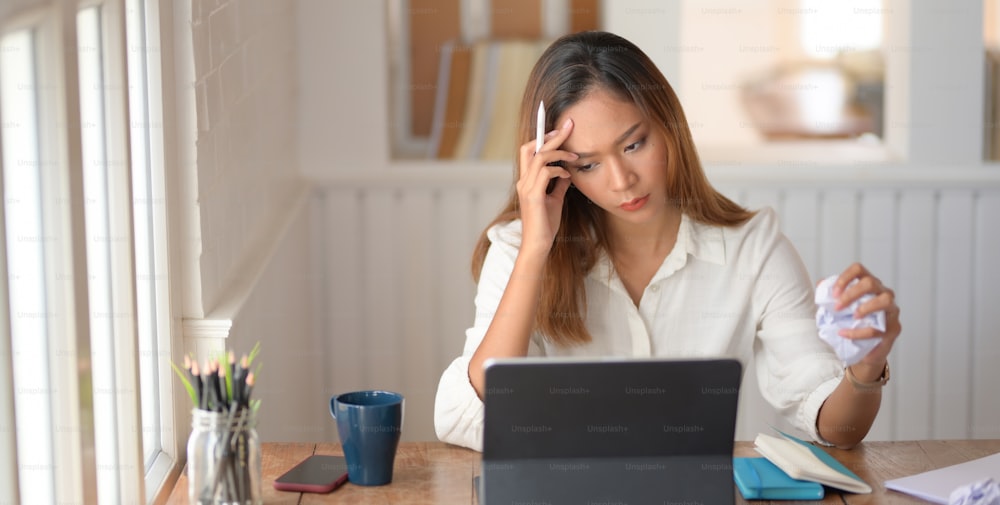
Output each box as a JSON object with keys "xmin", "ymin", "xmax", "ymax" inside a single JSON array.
[{"xmin": 166, "ymin": 440, "xmax": 1000, "ymax": 504}]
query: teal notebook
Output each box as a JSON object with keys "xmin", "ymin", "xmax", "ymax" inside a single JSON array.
[
  {"xmin": 733, "ymin": 457, "xmax": 825, "ymax": 500},
  {"xmin": 754, "ymin": 429, "xmax": 872, "ymax": 494}
]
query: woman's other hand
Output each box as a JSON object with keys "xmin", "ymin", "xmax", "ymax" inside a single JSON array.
[{"xmin": 831, "ymin": 262, "xmax": 902, "ymax": 380}]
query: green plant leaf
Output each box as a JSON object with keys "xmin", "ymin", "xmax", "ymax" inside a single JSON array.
[
  {"xmin": 247, "ymin": 341, "xmax": 261, "ymax": 366},
  {"xmin": 224, "ymin": 355, "xmax": 233, "ymax": 405},
  {"xmin": 169, "ymin": 360, "xmax": 197, "ymax": 406}
]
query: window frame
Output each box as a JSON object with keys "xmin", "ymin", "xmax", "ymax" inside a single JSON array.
[
  {"xmin": 123, "ymin": 0, "xmax": 186, "ymax": 499},
  {"xmin": 0, "ymin": 4, "xmax": 101, "ymax": 503},
  {"xmin": 0, "ymin": 0, "xmax": 184, "ymax": 502},
  {"xmin": 77, "ymin": 0, "xmax": 147, "ymax": 502},
  {"xmin": 0, "ymin": 17, "xmax": 36, "ymax": 505}
]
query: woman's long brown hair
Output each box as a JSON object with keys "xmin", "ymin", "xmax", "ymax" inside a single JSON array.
[{"xmin": 471, "ymin": 31, "xmax": 755, "ymax": 346}]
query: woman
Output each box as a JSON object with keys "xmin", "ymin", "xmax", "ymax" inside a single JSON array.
[{"xmin": 434, "ymin": 31, "xmax": 901, "ymax": 452}]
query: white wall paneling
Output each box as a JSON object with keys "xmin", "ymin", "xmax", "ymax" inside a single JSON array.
[
  {"xmin": 311, "ymin": 178, "xmax": 1000, "ymax": 442},
  {"xmin": 972, "ymin": 193, "xmax": 1000, "ymax": 439},
  {"xmin": 932, "ymin": 191, "xmax": 975, "ymax": 439},
  {"xmin": 436, "ymin": 190, "xmax": 478, "ymax": 378},
  {"xmin": 362, "ymin": 190, "xmax": 403, "ymax": 390},
  {"xmin": 322, "ymin": 188, "xmax": 367, "ymax": 438},
  {"xmin": 780, "ymin": 189, "xmax": 821, "ymax": 280},
  {"xmin": 818, "ymin": 190, "xmax": 859, "ymax": 277},
  {"xmin": 894, "ymin": 190, "xmax": 936, "ymax": 440},
  {"xmin": 223, "ymin": 200, "xmax": 321, "ymax": 443},
  {"xmin": 857, "ymin": 190, "xmax": 898, "ymax": 441},
  {"xmin": 399, "ymin": 190, "xmax": 439, "ymax": 433},
  {"xmin": 309, "ymin": 193, "xmax": 335, "ymax": 441}
]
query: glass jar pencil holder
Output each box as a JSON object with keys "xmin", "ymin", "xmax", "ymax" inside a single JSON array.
[{"xmin": 187, "ymin": 408, "xmax": 262, "ymax": 505}]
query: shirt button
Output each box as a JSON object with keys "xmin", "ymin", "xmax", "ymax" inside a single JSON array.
[{"xmin": 649, "ymin": 285, "xmax": 659, "ymax": 293}]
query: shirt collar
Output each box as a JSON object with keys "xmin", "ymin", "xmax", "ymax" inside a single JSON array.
[
  {"xmin": 684, "ymin": 214, "xmax": 726, "ymax": 266},
  {"xmin": 587, "ymin": 213, "xmax": 727, "ymax": 284}
]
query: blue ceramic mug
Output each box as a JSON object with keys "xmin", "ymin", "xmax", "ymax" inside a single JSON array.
[{"xmin": 329, "ymin": 390, "xmax": 404, "ymax": 486}]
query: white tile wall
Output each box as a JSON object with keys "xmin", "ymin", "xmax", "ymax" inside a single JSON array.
[{"xmin": 191, "ymin": 0, "xmax": 300, "ymax": 312}]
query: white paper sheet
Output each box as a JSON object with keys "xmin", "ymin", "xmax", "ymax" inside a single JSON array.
[
  {"xmin": 815, "ymin": 275, "xmax": 885, "ymax": 366},
  {"xmin": 884, "ymin": 452, "xmax": 1000, "ymax": 504}
]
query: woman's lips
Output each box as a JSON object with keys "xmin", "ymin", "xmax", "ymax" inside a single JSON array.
[{"xmin": 620, "ymin": 195, "xmax": 649, "ymax": 212}]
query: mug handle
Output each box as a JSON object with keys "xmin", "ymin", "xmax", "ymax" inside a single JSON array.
[{"xmin": 329, "ymin": 397, "xmax": 337, "ymax": 420}]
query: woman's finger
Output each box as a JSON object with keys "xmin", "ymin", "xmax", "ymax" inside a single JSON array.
[
  {"xmin": 833, "ymin": 262, "xmax": 869, "ymax": 297},
  {"xmin": 839, "ymin": 327, "xmax": 884, "ymax": 340},
  {"xmin": 531, "ymin": 162, "xmax": 571, "ymax": 189},
  {"xmin": 540, "ymin": 118, "xmax": 574, "ymax": 152},
  {"xmin": 517, "ymin": 153, "xmax": 574, "ymax": 206},
  {"xmin": 519, "ymin": 124, "xmax": 576, "ymax": 178},
  {"xmin": 522, "ymin": 152, "xmax": 575, "ymax": 187},
  {"xmin": 836, "ymin": 274, "xmax": 881, "ymax": 311},
  {"xmin": 855, "ymin": 290, "xmax": 896, "ymax": 318},
  {"xmin": 546, "ymin": 176, "xmax": 572, "ymax": 200}
]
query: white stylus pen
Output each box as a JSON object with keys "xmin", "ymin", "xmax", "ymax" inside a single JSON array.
[{"xmin": 535, "ymin": 100, "xmax": 545, "ymax": 153}]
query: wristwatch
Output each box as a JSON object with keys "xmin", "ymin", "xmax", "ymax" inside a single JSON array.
[{"xmin": 845, "ymin": 361, "xmax": 890, "ymax": 390}]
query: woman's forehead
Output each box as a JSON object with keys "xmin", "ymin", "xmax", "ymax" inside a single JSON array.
[{"xmin": 556, "ymin": 89, "xmax": 646, "ymax": 152}]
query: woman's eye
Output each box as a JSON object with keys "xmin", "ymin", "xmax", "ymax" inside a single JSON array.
[
  {"xmin": 625, "ymin": 138, "xmax": 645, "ymax": 153},
  {"xmin": 576, "ymin": 163, "xmax": 596, "ymax": 172}
]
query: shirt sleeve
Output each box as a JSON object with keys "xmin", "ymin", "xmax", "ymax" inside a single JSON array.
[
  {"xmin": 748, "ymin": 209, "xmax": 843, "ymax": 445},
  {"xmin": 433, "ymin": 220, "xmax": 546, "ymax": 451}
]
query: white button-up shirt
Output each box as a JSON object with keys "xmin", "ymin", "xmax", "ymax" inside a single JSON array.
[{"xmin": 434, "ymin": 208, "xmax": 843, "ymax": 451}]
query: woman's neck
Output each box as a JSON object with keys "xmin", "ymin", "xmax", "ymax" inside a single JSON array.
[{"xmin": 606, "ymin": 207, "xmax": 682, "ymax": 259}]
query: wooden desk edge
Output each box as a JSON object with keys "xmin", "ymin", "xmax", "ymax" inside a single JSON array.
[{"xmin": 164, "ymin": 439, "xmax": 1000, "ymax": 504}]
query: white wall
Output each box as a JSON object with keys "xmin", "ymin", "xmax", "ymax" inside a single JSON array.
[
  {"xmin": 677, "ymin": 0, "xmax": 784, "ymax": 146},
  {"xmin": 188, "ymin": 0, "xmax": 301, "ymax": 315},
  {"xmin": 180, "ymin": 0, "xmax": 317, "ymax": 442},
  {"xmin": 287, "ymin": 0, "xmax": 1000, "ymax": 444},
  {"xmin": 297, "ymin": 0, "xmax": 389, "ymax": 179},
  {"xmin": 225, "ymin": 204, "xmax": 326, "ymax": 442}
]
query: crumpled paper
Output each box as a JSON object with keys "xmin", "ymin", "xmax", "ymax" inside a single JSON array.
[
  {"xmin": 950, "ymin": 478, "xmax": 1000, "ymax": 505},
  {"xmin": 815, "ymin": 275, "xmax": 885, "ymax": 366}
]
